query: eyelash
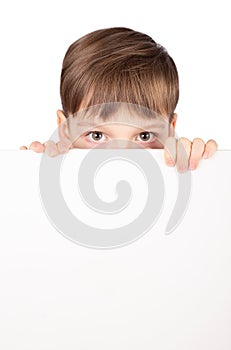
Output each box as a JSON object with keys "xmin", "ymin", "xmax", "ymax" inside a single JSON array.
[{"xmin": 85, "ymin": 131, "xmax": 157, "ymax": 143}]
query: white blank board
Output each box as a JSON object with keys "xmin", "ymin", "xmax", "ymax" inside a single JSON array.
[{"xmin": 0, "ymin": 150, "xmax": 231, "ymax": 350}]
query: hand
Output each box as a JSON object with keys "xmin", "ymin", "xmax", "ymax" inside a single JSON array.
[
  {"xmin": 19, "ymin": 140, "xmax": 71, "ymax": 157},
  {"xmin": 164, "ymin": 137, "xmax": 218, "ymax": 173}
]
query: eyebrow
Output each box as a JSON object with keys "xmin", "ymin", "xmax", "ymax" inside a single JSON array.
[{"xmin": 75, "ymin": 120, "xmax": 167, "ymax": 130}]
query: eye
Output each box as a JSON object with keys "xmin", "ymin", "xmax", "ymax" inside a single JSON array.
[
  {"xmin": 85, "ymin": 131, "xmax": 106, "ymax": 143},
  {"xmin": 136, "ymin": 131, "xmax": 156, "ymax": 143}
]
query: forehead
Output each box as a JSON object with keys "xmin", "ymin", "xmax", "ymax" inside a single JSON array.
[{"xmin": 68, "ymin": 103, "xmax": 169, "ymax": 132}]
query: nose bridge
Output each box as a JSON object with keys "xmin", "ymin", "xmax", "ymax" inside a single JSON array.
[
  {"xmin": 107, "ymin": 123, "xmax": 141, "ymax": 148},
  {"xmin": 117, "ymin": 138, "xmax": 131, "ymax": 148},
  {"xmin": 110, "ymin": 122, "xmax": 137, "ymax": 140},
  {"xmin": 107, "ymin": 138, "xmax": 139, "ymax": 149},
  {"xmin": 110, "ymin": 138, "xmax": 129, "ymax": 148}
]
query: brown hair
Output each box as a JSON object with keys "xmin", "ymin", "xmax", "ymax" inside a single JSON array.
[{"xmin": 60, "ymin": 27, "xmax": 179, "ymax": 123}]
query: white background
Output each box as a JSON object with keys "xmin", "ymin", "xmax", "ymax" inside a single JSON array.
[{"xmin": 0, "ymin": 0, "xmax": 230, "ymax": 150}]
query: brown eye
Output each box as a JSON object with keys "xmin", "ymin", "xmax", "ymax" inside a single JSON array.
[
  {"xmin": 86, "ymin": 131, "xmax": 106, "ymax": 142},
  {"xmin": 92, "ymin": 131, "xmax": 102, "ymax": 140},
  {"xmin": 137, "ymin": 131, "xmax": 155, "ymax": 142}
]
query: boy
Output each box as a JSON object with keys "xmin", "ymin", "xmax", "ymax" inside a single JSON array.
[{"xmin": 20, "ymin": 27, "xmax": 217, "ymax": 173}]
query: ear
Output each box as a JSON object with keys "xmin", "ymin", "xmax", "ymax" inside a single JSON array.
[
  {"xmin": 168, "ymin": 113, "xmax": 177, "ymax": 136},
  {"xmin": 57, "ymin": 109, "xmax": 67, "ymax": 125},
  {"xmin": 56, "ymin": 110, "xmax": 73, "ymax": 148}
]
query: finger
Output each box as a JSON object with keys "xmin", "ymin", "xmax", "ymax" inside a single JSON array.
[
  {"xmin": 176, "ymin": 137, "xmax": 192, "ymax": 173},
  {"xmin": 44, "ymin": 140, "xmax": 59, "ymax": 157},
  {"xmin": 202, "ymin": 139, "xmax": 218, "ymax": 159},
  {"xmin": 29, "ymin": 141, "xmax": 45, "ymax": 153},
  {"xmin": 164, "ymin": 137, "xmax": 177, "ymax": 166},
  {"xmin": 57, "ymin": 140, "xmax": 70, "ymax": 154},
  {"xmin": 189, "ymin": 138, "xmax": 205, "ymax": 170},
  {"xmin": 20, "ymin": 146, "xmax": 28, "ymax": 150}
]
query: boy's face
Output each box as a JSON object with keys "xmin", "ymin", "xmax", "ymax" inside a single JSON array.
[{"xmin": 57, "ymin": 104, "xmax": 177, "ymax": 149}]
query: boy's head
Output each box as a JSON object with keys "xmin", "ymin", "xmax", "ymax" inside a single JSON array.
[{"xmin": 57, "ymin": 27, "xmax": 179, "ymax": 149}]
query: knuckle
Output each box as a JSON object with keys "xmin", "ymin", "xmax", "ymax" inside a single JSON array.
[
  {"xmin": 178, "ymin": 137, "xmax": 191, "ymax": 150},
  {"xmin": 30, "ymin": 141, "xmax": 41, "ymax": 149},
  {"xmin": 193, "ymin": 137, "xmax": 204, "ymax": 144},
  {"xmin": 192, "ymin": 138, "xmax": 205, "ymax": 147},
  {"xmin": 57, "ymin": 141, "xmax": 68, "ymax": 153},
  {"xmin": 179, "ymin": 137, "xmax": 190, "ymax": 143},
  {"xmin": 207, "ymin": 139, "xmax": 218, "ymax": 148}
]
